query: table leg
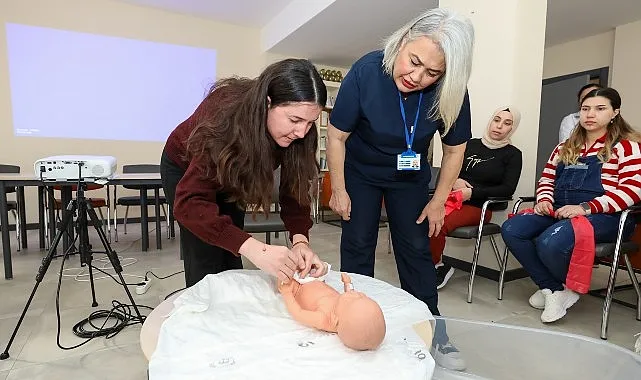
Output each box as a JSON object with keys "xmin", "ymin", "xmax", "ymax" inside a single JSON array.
[
  {"xmin": 1, "ymin": 185, "xmax": 13, "ymax": 279},
  {"xmin": 154, "ymin": 188, "xmax": 162, "ymax": 250},
  {"xmin": 38, "ymin": 186, "xmax": 45, "ymax": 249},
  {"xmin": 17, "ymin": 186, "xmax": 27, "ymax": 249},
  {"xmin": 140, "ymin": 188, "xmax": 149, "ymax": 251},
  {"xmin": 47, "ymin": 187, "xmax": 57, "ymax": 253}
]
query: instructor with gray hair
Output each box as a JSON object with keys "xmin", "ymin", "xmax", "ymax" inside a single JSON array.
[{"xmin": 326, "ymin": 8, "xmax": 474, "ymax": 370}]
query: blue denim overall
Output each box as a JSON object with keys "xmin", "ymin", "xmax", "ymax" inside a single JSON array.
[{"xmin": 502, "ymin": 155, "xmax": 636, "ymax": 291}]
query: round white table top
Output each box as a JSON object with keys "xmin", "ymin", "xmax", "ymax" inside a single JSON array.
[{"xmin": 140, "ymin": 290, "xmax": 183, "ymax": 361}]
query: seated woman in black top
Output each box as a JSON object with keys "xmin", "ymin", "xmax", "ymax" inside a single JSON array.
[{"xmin": 430, "ymin": 106, "xmax": 523, "ymax": 289}]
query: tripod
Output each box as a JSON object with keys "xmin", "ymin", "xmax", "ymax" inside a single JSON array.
[{"xmin": 1, "ymin": 164, "xmax": 145, "ymax": 360}]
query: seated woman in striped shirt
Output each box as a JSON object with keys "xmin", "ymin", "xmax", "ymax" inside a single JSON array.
[{"xmin": 501, "ymin": 87, "xmax": 641, "ymax": 323}]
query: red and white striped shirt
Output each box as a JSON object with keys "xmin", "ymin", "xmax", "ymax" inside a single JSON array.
[{"xmin": 536, "ymin": 136, "xmax": 641, "ymax": 213}]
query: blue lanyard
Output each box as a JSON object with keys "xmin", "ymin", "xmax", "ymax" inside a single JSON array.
[{"xmin": 398, "ymin": 91, "xmax": 423, "ymax": 152}]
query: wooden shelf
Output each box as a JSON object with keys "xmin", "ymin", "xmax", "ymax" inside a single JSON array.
[{"xmin": 323, "ymin": 80, "xmax": 341, "ymax": 89}]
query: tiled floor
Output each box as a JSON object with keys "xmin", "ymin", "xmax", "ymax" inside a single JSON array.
[{"xmin": 0, "ymin": 221, "xmax": 639, "ymax": 379}]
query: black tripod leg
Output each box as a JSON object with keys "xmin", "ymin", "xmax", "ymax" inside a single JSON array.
[
  {"xmin": 0, "ymin": 200, "xmax": 77, "ymax": 360},
  {"xmin": 75, "ymin": 195, "xmax": 98, "ymax": 307},
  {"xmin": 85, "ymin": 203, "xmax": 145, "ymax": 323}
]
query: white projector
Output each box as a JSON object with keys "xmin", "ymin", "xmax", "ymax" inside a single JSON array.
[{"xmin": 34, "ymin": 155, "xmax": 117, "ymax": 182}]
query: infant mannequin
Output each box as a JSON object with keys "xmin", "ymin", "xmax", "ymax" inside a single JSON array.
[{"xmin": 278, "ymin": 272, "xmax": 386, "ymax": 351}]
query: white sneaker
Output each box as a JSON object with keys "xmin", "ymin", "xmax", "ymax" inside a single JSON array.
[
  {"xmin": 528, "ymin": 289, "xmax": 546, "ymax": 310},
  {"xmin": 634, "ymin": 333, "xmax": 640, "ymax": 355},
  {"xmin": 540, "ymin": 288, "xmax": 580, "ymax": 323},
  {"xmin": 431, "ymin": 341, "xmax": 466, "ymax": 371}
]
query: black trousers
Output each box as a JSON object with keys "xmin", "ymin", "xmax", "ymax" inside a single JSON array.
[
  {"xmin": 160, "ymin": 150, "xmax": 243, "ymax": 288},
  {"xmin": 340, "ymin": 166, "xmax": 448, "ymax": 344}
]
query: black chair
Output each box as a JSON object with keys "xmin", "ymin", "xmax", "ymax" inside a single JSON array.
[
  {"xmin": 499, "ymin": 197, "xmax": 641, "ymax": 340},
  {"xmin": 244, "ymin": 168, "xmax": 290, "ymax": 246},
  {"xmin": 0, "ymin": 164, "xmax": 21, "ymax": 252},
  {"xmin": 114, "ymin": 164, "xmax": 172, "ymax": 242},
  {"xmin": 426, "ymin": 166, "xmax": 511, "ymax": 303},
  {"xmin": 450, "ymin": 197, "xmax": 511, "ymax": 303}
]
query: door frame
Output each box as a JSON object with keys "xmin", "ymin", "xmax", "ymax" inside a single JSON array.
[{"xmin": 542, "ymin": 67, "xmax": 609, "ymax": 87}]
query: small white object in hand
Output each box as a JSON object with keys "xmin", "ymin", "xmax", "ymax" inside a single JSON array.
[{"xmin": 293, "ymin": 263, "xmax": 331, "ymax": 284}]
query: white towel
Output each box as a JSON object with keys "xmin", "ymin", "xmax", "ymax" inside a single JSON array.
[{"xmin": 148, "ymin": 270, "xmax": 435, "ymax": 380}]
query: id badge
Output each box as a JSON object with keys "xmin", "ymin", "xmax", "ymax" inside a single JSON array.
[{"xmin": 397, "ymin": 151, "xmax": 421, "ymax": 171}]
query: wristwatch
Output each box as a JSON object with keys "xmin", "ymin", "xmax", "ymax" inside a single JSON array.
[{"xmin": 579, "ymin": 202, "xmax": 591, "ymax": 214}]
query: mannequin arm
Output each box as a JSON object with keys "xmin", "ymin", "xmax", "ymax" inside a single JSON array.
[{"xmin": 279, "ymin": 283, "xmax": 332, "ymax": 330}]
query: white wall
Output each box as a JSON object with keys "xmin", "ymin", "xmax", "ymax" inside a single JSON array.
[
  {"xmin": 611, "ymin": 19, "xmax": 641, "ymax": 129},
  {"xmin": 542, "ymin": 19, "xmax": 641, "ymax": 129},
  {"xmin": 542, "ymin": 31, "xmax": 615, "ymax": 80}
]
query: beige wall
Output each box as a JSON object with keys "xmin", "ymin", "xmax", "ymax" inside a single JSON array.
[
  {"xmin": 542, "ymin": 31, "xmax": 615, "ymax": 80},
  {"xmin": 542, "ymin": 19, "xmax": 641, "ymax": 129},
  {"xmin": 612, "ymin": 19, "xmax": 641, "ymax": 129},
  {"xmin": 0, "ymin": 0, "xmax": 289, "ymax": 223}
]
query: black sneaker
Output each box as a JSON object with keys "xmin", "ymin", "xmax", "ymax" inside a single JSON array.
[
  {"xmin": 431, "ymin": 340, "xmax": 466, "ymax": 371},
  {"xmin": 435, "ymin": 264, "xmax": 455, "ymax": 290}
]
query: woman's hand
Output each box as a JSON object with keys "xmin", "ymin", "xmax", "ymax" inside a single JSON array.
[
  {"xmin": 329, "ymin": 188, "xmax": 351, "ymax": 221},
  {"xmin": 239, "ymin": 238, "xmax": 304, "ymax": 283},
  {"xmin": 534, "ymin": 201, "xmax": 554, "ymax": 216},
  {"xmin": 556, "ymin": 205, "xmax": 587, "ymax": 219},
  {"xmin": 453, "ymin": 178, "xmax": 473, "ymax": 191},
  {"xmin": 416, "ymin": 200, "xmax": 446, "ymax": 237},
  {"xmin": 460, "ymin": 188, "xmax": 472, "ymax": 201},
  {"xmin": 292, "ymin": 241, "xmax": 326, "ymax": 278}
]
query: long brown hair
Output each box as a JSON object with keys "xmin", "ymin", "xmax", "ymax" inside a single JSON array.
[
  {"xmin": 559, "ymin": 87, "xmax": 641, "ymax": 165},
  {"xmin": 185, "ymin": 59, "xmax": 326, "ymax": 214}
]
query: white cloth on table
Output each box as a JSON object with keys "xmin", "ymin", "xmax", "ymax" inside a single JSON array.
[{"xmin": 148, "ymin": 270, "xmax": 435, "ymax": 380}]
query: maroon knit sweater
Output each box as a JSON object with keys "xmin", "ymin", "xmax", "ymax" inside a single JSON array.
[{"xmin": 164, "ymin": 90, "xmax": 312, "ymax": 255}]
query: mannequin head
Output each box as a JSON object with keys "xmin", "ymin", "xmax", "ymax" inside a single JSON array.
[{"xmin": 335, "ymin": 291, "xmax": 386, "ymax": 350}]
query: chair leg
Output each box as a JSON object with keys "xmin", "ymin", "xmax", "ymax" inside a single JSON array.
[
  {"xmin": 467, "ymin": 233, "xmax": 483, "ymax": 303},
  {"xmin": 97, "ymin": 207, "xmax": 105, "ymax": 230},
  {"xmin": 623, "ymin": 254, "xmax": 641, "ymax": 321},
  {"xmin": 498, "ymin": 199, "xmax": 524, "ymax": 301},
  {"xmin": 265, "ymin": 232, "xmax": 271, "ymax": 244},
  {"xmin": 162, "ymin": 205, "xmax": 170, "ymax": 239},
  {"xmin": 498, "ymin": 246, "xmax": 510, "ymax": 300},
  {"xmin": 124, "ymin": 206, "xmax": 129, "ymax": 234},
  {"xmin": 11, "ymin": 210, "xmax": 20, "ymax": 252},
  {"xmin": 601, "ymin": 209, "xmax": 630, "ymax": 340},
  {"xmin": 387, "ymin": 227, "xmax": 392, "ymax": 254},
  {"xmin": 467, "ymin": 203, "xmax": 491, "ymax": 304}
]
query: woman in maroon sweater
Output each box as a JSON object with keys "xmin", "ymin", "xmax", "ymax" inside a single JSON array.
[{"xmin": 160, "ymin": 59, "xmax": 327, "ymax": 287}]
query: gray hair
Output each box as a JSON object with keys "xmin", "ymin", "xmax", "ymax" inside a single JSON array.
[{"xmin": 382, "ymin": 8, "xmax": 474, "ymax": 135}]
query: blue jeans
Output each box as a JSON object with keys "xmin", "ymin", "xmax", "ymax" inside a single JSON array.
[{"xmin": 501, "ymin": 212, "xmax": 635, "ymax": 291}]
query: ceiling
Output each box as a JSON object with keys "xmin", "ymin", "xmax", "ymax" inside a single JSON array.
[
  {"xmin": 266, "ymin": 0, "xmax": 439, "ymax": 67},
  {"xmin": 118, "ymin": 0, "xmax": 295, "ymax": 27},
  {"xmin": 545, "ymin": 0, "xmax": 641, "ymax": 46},
  {"xmin": 117, "ymin": 0, "xmax": 641, "ymax": 67}
]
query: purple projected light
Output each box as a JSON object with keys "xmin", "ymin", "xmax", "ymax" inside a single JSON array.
[{"xmin": 5, "ymin": 23, "xmax": 217, "ymax": 142}]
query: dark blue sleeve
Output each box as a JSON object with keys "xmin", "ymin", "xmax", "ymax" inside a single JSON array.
[
  {"xmin": 328, "ymin": 67, "xmax": 360, "ymax": 133},
  {"xmin": 441, "ymin": 90, "xmax": 472, "ymax": 146}
]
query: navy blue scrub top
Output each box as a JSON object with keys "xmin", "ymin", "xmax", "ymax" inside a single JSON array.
[{"xmin": 330, "ymin": 50, "xmax": 472, "ymax": 183}]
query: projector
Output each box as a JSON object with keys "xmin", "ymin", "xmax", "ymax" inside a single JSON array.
[{"xmin": 34, "ymin": 155, "xmax": 117, "ymax": 182}]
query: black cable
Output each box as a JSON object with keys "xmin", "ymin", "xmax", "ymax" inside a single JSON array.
[
  {"xmin": 53, "ymin": 233, "xmax": 152, "ymax": 349},
  {"xmin": 145, "ymin": 269, "xmax": 184, "ymax": 281},
  {"xmin": 72, "ymin": 300, "xmax": 153, "ymax": 339}
]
